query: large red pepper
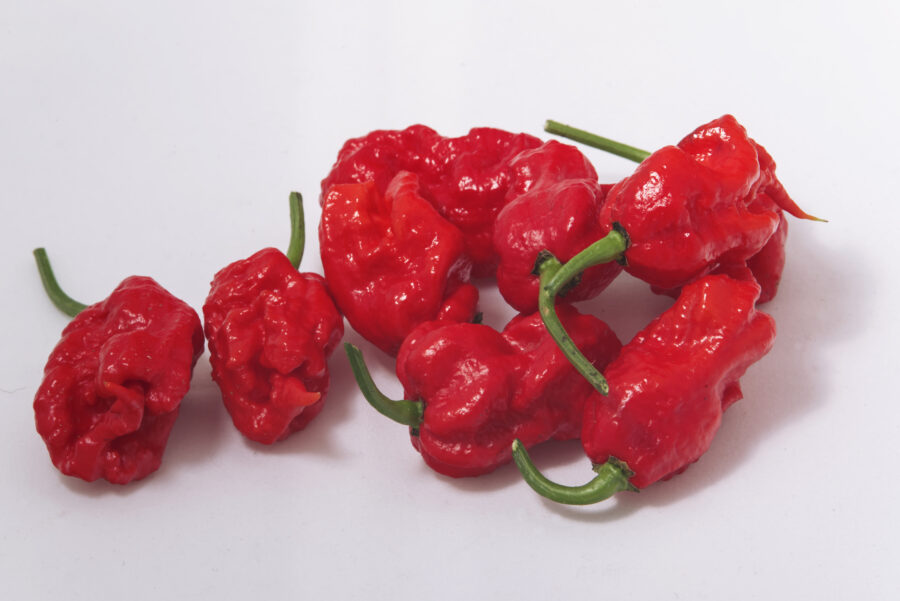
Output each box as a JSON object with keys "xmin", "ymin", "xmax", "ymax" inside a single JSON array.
[
  {"xmin": 203, "ymin": 193, "xmax": 343, "ymax": 444},
  {"xmin": 512, "ymin": 275, "xmax": 776, "ymax": 503},
  {"xmin": 33, "ymin": 249, "xmax": 203, "ymax": 484},
  {"xmin": 493, "ymin": 140, "xmax": 622, "ymax": 313},
  {"xmin": 320, "ymin": 124, "xmax": 542, "ymax": 277},
  {"xmin": 535, "ymin": 115, "xmax": 818, "ymax": 392},
  {"xmin": 345, "ymin": 306, "xmax": 622, "ymax": 478},
  {"xmin": 319, "ymin": 171, "xmax": 478, "ymax": 355}
]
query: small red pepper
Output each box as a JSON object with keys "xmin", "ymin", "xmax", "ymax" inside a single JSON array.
[
  {"xmin": 320, "ymin": 171, "xmax": 479, "ymax": 355},
  {"xmin": 33, "ymin": 249, "xmax": 203, "ymax": 484},
  {"xmin": 512, "ymin": 275, "xmax": 776, "ymax": 504},
  {"xmin": 345, "ymin": 306, "xmax": 621, "ymax": 478},
  {"xmin": 320, "ymin": 124, "xmax": 542, "ymax": 277},
  {"xmin": 493, "ymin": 140, "xmax": 622, "ymax": 313},
  {"xmin": 203, "ymin": 193, "xmax": 343, "ymax": 444},
  {"xmin": 535, "ymin": 115, "xmax": 819, "ymax": 392}
]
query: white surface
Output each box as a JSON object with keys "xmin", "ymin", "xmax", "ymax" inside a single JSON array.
[{"xmin": 2, "ymin": 1, "xmax": 898, "ymax": 599}]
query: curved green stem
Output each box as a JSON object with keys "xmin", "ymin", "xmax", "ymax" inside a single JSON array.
[
  {"xmin": 511, "ymin": 439, "xmax": 637, "ymax": 505},
  {"xmin": 285, "ymin": 191, "xmax": 305, "ymax": 269},
  {"xmin": 33, "ymin": 248, "xmax": 88, "ymax": 318},
  {"xmin": 344, "ymin": 343, "xmax": 423, "ymax": 427},
  {"xmin": 545, "ymin": 120, "xmax": 650, "ymax": 163},
  {"xmin": 537, "ymin": 226, "xmax": 629, "ymax": 395}
]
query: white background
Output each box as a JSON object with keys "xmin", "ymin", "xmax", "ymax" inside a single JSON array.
[{"xmin": 2, "ymin": 1, "xmax": 898, "ymax": 599}]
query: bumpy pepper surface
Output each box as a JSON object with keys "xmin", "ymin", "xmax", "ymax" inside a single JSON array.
[
  {"xmin": 320, "ymin": 171, "xmax": 478, "ymax": 355},
  {"xmin": 493, "ymin": 140, "xmax": 621, "ymax": 313},
  {"xmin": 536, "ymin": 115, "xmax": 816, "ymax": 392},
  {"xmin": 513, "ymin": 275, "xmax": 776, "ymax": 503},
  {"xmin": 34, "ymin": 267, "xmax": 204, "ymax": 484},
  {"xmin": 204, "ymin": 194, "xmax": 344, "ymax": 444},
  {"xmin": 346, "ymin": 305, "xmax": 622, "ymax": 478},
  {"xmin": 320, "ymin": 124, "xmax": 542, "ymax": 276},
  {"xmin": 597, "ymin": 114, "xmax": 811, "ymax": 289}
]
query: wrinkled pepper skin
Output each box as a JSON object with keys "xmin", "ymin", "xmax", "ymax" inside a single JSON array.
[
  {"xmin": 204, "ymin": 248, "xmax": 343, "ymax": 444},
  {"xmin": 494, "ymin": 140, "xmax": 621, "ymax": 313},
  {"xmin": 581, "ymin": 275, "xmax": 775, "ymax": 489},
  {"xmin": 396, "ymin": 306, "xmax": 622, "ymax": 477},
  {"xmin": 320, "ymin": 171, "xmax": 478, "ymax": 355},
  {"xmin": 320, "ymin": 124, "xmax": 542, "ymax": 276},
  {"xmin": 598, "ymin": 115, "xmax": 807, "ymax": 292},
  {"xmin": 34, "ymin": 277, "xmax": 204, "ymax": 484}
]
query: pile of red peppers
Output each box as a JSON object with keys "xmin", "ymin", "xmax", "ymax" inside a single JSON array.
[{"xmin": 32, "ymin": 114, "xmax": 819, "ymax": 507}]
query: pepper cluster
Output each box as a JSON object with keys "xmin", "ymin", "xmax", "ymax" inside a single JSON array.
[
  {"xmin": 32, "ymin": 115, "xmax": 816, "ymax": 506},
  {"xmin": 32, "ymin": 193, "xmax": 343, "ymax": 483},
  {"xmin": 334, "ymin": 115, "xmax": 818, "ymax": 504}
]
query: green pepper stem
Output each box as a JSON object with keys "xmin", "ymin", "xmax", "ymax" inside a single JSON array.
[
  {"xmin": 285, "ymin": 191, "xmax": 305, "ymax": 269},
  {"xmin": 511, "ymin": 439, "xmax": 638, "ymax": 505},
  {"xmin": 545, "ymin": 120, "xmax": 650, "ymax": 163},
  {"xmin": 537, "ymin": 227, "xmax": 628, "ymax": 395},
  {"xmin": 344, "ymin": 343, "xmax": 424, "ymax": 427},
  {"xmin": 33, "ymin": 248, "xmax": 88, "ymax": 318}
]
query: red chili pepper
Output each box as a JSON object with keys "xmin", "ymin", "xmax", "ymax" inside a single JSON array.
[
  {"xmin": 512, "ymin": 275, "xmax": 776, "ymax": 504},
  {"xmin": 320, "ymin": 124, "xmax": 542, "ymax": 277},
  {"xmin": 535, "ymin": 115, "xmax": 820, "ymax": 392},
  {"xmin": 655, "ymin": 206, "xmax": 789, "ymax": 304},
  {"xmin": 345, "ymin": 306, "xmax": 622, "ymax": 478},
  {"xmin": 320, "ymin": 171, "xmax": 479, "ymax": 355},
  {"xmin": 493, "ymin": 140, "xmax": 622, "ymax": 313},
  {"xmin": 32, "ymin": 249, "xmax": 203, "ymax": 484},
  {"xmin": 203, "ymin": 193, "xmax": 343, "ymax": 444}
]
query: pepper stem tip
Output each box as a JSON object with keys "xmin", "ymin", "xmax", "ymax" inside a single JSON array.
[
  {"xmin": 33, "ymin": 247, "xmax": 88, "ymax": 318},
  {"xmin": 286, "ymin": 191, "xmax": 305, "ymax": 269}
]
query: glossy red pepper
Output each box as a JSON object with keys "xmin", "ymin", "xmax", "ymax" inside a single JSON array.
[
  {"xmin": 203, "ymin": 193, "xmax": 343, "ymax": 444},
  {"xmin": 319, "ymin": 171, "xmax": 478, "ymax": 355},
  {"xmin": 493, "ymin": 140, "xmax": 622, "ymax": 313},
  {"xmin": 536, "ymin": 115, "xmax": 819, "ymax": 392},
  {"xmin": 512, "ymin": 275, "xmax": 776, "ymax": 504},
  {"xmin": 33, "ymin": 249, "xmax": 203, "ymax": 484},
  {"xmin": 320, "ymin": 124, "xmax": 542, "ymax": 277},
  {"xmin": 345, "ymin": 305, "xmax": 622, "ymax": 478}
]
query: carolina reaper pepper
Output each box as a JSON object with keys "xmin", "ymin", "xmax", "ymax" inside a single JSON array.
[
  {"xmin": 535, "ymin": 115, "xmax": 819, "ymax": 392},
  {"xmin": 320, "ymin": 124, "xmax": 542, "ymax": 277},
  {"xmin": 493, "ymin": 140, "xmax": 621, "ymax": 313},
  {"xmin": 320, "ymin": 171, "xmax": 478, "ymax": 355},
  {"xmin": 512, "ymin": 275, "xmax": 776, "ymax": 504},
  {"xmin": 203, "ymin": 193, "xmax": 343, "ymax": 444},
  {"xmin": 345, "ymin": 306, "xmax": 622, "ymax": 478},
  {"xmin": 33, "ymin": 249, "xmax": 203, "ymax": 484}
]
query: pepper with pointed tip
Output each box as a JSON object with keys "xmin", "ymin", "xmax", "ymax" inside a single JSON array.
[
  {"xmin": 346, "ymin": 306, "xmax": 622, "ymax": 478},
  {"xmin": 538, "ymin": 115, "xmax": 819, "ymax": 392},
  {"xmin": 513, "ymin": 275, "xmax": 776, "ymax": 504},
  {"xmin": 33, "ymin": 249, "xmax": 203, "ymax": 484},
  {"xmin": 203, "ymin": 193, "xmax": 343, "ymax": 444}
]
